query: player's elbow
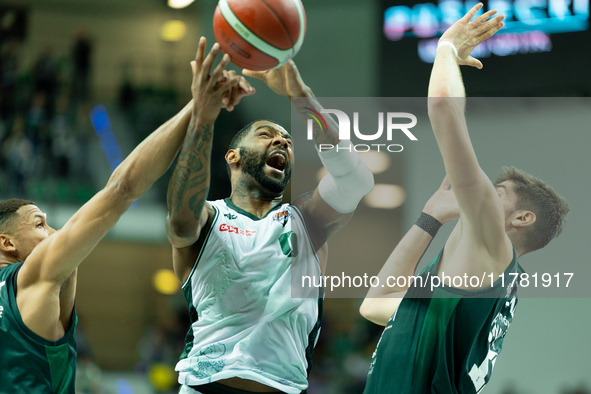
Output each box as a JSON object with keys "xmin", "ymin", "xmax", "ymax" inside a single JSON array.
[
  {"xmin": 166, "ymin": 216, "xmax": 200, "ymax": 247},
  {"xmin": 428, "ymin": 97, "xmax": 465, "ymax": 130},
  {"xmin": 106, "ymin": 164, "xmax": 147, "ymax": 202},
  {"xmin": 104, "ymin": 176, "xmax": 138, "ymax": 203},
  {"xmin": 427, "ymin": 96, "xmax": 455, "ymax": 117},
  {"xmin": 167, "ymin": 217, "xmax": 197, "ymax": 238},
  {"xmin": 359, "ymin": 300, "xmax": 387, "ymax": 326},
  {"xmin": 359, "ymin": 300, "xmax": 372, "ymax": 320}
]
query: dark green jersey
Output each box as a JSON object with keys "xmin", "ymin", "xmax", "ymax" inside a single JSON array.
[
  {"xmin": 364, "ymin": 249, "xmax": 522, "ymax": 394},
  {"xmin": 0, "ymin": 262, "xmax": 77, "ymax": 394}
]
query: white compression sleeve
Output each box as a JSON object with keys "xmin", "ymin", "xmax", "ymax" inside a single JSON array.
[{"xmin": 317, "ymin": 141, "xmax": 374, "ymax": 213}]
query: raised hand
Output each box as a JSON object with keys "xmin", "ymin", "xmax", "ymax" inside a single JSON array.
[
  {"xmin": 423, "ymin": 176, "xmax": 459, "ymax": 224},
  {"xmin": 242, "ymin": 60, "xmax": 310, "ymax": 99},
  {"xmin": 191, "ymin": 37, "xmax": 242, "ymax": 122},
  {"xmin": 439, "ymin": 3, "xmax": 505, "ymax": 69},
  {"xmin": 221, "ymin": 69, "xmax": 255, "ymax": 112}
]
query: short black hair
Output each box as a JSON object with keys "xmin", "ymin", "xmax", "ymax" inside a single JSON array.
[
  {"xmin": 226, "ymin": 119, "xmax": 281, "ymax": 179},
  {"xmin": 0, "ymin": 199, "xmax": 35, "ymax": 234}
]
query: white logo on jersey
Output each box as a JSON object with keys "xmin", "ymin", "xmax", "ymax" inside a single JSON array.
[
  {"xmin": 0, "ymin": 281, "xmax": 5, "ymax": 318},
  {"xmin": 469, "ymin": 297, "xmax": 516, "ymax": 392}
]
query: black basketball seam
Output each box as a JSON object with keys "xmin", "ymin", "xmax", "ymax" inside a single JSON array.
[{"xmin": 259, "ymin": 0, "xmax": 297, "ymax": 52}]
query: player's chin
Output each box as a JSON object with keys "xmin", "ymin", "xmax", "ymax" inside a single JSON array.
[{"xmin": 264, "ymin": 164, "xmax": 286, "ymax": 179}]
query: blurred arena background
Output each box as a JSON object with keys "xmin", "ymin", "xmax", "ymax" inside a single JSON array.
[{"xmin": 0, "ymin": 0, "xmax": 589, "ymax": 393}]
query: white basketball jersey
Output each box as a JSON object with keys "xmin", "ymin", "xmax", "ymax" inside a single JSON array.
[{"xmin": 176, "ymin": 199, "xmax": 323, "ymax": 394}]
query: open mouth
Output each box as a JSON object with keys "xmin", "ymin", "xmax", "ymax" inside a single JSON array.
[{"xmin": 266, "ymin": 151, "xmax": 288, "ymax": 173}]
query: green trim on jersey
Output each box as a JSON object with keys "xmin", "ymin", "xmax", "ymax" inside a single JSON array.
[
  {"xmin": 181, "ymin": 206, "xmax": 220, "ymax": 290},
  {"xmin": 304, "ymin": 297, "xmax": 323, "ymax": 377},
  {"xmin": 224, "ymin": 198, "xmax": 283, "ymax": 221},
  {"xmin": 179, "ymin": 206, "xmax": 219, "ymax": 360}
]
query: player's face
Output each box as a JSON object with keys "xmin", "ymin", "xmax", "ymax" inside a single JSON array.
[
  {"xmin": 239, "ymin": 121, "xmax": 294, "ymax": 193},
  {"xmin": 12, "ymin": 205, "xmax": 55, "ymax": 260},
  {"xmin": 495, "ymin": 181, "xmax": 519, "ymax": 220}
]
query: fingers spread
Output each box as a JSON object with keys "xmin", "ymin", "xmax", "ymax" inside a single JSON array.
[
  {"xmin": 462, "ymin": 3, "xmax": 484, "ymax": 23},
  {"xmin": 211, "ymin": 53, "xmax": 231, "ymax": 83},
  {"xmin": 475, "ymin": 12, "xmax": 503, "ymax": 34},
  {"xmin": 238, "ymin": 76, "xmax": 252, "ymax": 92},
  {"xmin": 477, "ymin": 16, "xmax": 505, "ymax": 42},
  {"xmin": 466, "ymin": 56, "xmax": 483, "ymax": 69},
  {"xmin": 242, "ymin": 68, "xmax": 267, "ymax": 81},
  {"xmin": 195, "ymin": 37, "xmax": 206, "ymax": 73},
  {"xmin": 201, "ymin": 43, "xmax": 221, "ymax": 82},
  {"xmin": 476, "ymin": 9, "xmax": 499, "ymax": 25}
]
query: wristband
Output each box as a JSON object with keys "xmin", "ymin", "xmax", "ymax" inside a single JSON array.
[
  {"xmin": 437, "ymin": 41, "xmax": 458, "ymax": 58},
  {"xmin": 416, "ymin": 212, "xmax": 442, "ymax": 238}
]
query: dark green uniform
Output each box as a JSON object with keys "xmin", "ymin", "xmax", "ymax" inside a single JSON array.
[
  {"xmin": 0, "ymin": 262, "xmax": 77, "ymax": 394},
  {"xmin": 364, "ymin": 249, "xmax": 522, "ymax": 394}
]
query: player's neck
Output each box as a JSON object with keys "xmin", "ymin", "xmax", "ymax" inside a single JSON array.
[
  {"xmin": 228, "ymin": 190, "xmax": 283, "ymax": 219},
  {"xmin": 0, "ymin": 254, "xmax": 19, "ymax": 269},
  {"xmin": 506, "ymin": 229, "xmax": 527, "ymax": 259}
]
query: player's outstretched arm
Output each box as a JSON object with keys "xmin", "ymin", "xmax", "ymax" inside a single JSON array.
[
  {"xmin": 360, "ymin": 177, "xmax": 459, "ymax": 326},
  {"xmin": 166, "ymin": 39, "xmax": 253, "ymax": 280},
  {"xmin": 243, "ymin": 62, "xmax": 374, "ymax": 249},
  {"xmin": 15, "ymin": 46, "xmax": 221, "ymax": 340},
  {"xmin": 427, "ymin": 4, "xmax": 508, "ymax": 253}
]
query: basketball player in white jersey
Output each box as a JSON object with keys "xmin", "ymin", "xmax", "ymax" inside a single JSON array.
[{"xmin": 166, "ymin": 39, "xmax": 374, "ymax": 394}]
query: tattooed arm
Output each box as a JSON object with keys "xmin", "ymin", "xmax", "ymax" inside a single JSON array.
[{"xmin": 166, "ymin": 38, "xmax": 253, "ymax": 282}]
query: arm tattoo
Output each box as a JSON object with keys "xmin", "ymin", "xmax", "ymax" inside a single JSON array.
[{"xmin": 168, "ymin": 123, "xmax": 214, "ymax": 223}]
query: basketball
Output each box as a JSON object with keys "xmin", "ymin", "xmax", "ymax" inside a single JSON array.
[{"xmin": 213, "ymin": 0, "xmax": 306, "ymax": 71}]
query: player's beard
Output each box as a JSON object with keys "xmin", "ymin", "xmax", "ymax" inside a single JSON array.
[{"xmin": 240, "ymin": 147, "xmax": 292, "ymax": 194}]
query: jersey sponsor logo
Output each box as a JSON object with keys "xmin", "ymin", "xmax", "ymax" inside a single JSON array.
[
  {"xmin": 219, "ymin": 223, "xmax": 256, "ymax": 236},
  {"xmin": 224, "ymin": 213, "xmax": 237, "ymax": 220},
  {"xmin": 273, "ymin": 209, "xmax": 292, "ymax": 227}
]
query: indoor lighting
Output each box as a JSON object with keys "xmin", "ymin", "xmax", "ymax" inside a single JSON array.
[
  {"xmin": 363, "ymin": 184, "xmax": 405, "ymax": 209},
  {"xmin": 161, "ymin": 20, "xmax": 187, "ymax": 42},
  {"xmin": 358, "ymin": 151, "xmax": 391, "ymax": 174},
  {"xmin": 153, "ymin": 269, "xmax": 180, "ymax": 295},
  {"xmin": 168, "ymin": 0, "xmax": 195, "ymax": 9}
]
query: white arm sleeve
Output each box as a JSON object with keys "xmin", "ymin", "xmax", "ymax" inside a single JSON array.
[{"xmin": 317, "ymin": 142, "xmax": 375, "ymax": 213}]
